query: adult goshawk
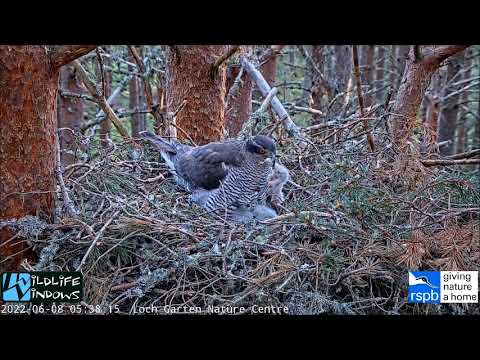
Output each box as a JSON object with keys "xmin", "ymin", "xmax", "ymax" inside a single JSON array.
[{"xmin": 141, "ymin": 132, "xmax": 279, "ymax": 219}]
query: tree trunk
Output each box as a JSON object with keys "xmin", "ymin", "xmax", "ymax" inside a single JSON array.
[
  {"xmin": 422, "ymin": 94, "xmax": 441, "ymax": 156},
  {"xmin": 325, "ymin": 45, "xmax": 353, "ymax": 120},
  {"xmin": 376, "ymin": 46, "xmax": 386, "ymax": 103},
  {"xmin": 261, "ymin": 51, "xmax": 278, "ymax": 87},
  {"xmin": 333, "ymin": 45, "xmax": 352, "ymax": 97},
  {"xmin": 390, "ymin": 46, "xmax": 469, "ymax": 151},
  {"xmin": 397, "ymin": 45, "xmax": 410, "ymax": 89},
  {"xmin": 57, "ymin": 65, "xmax": 85, "ymax": 166},
  {"xmin": 225, "ymin": 63, "xmax": 252, "ymax": 137},
  {"xmin": 298, "ymin": 46, "xmax": 313, "ymax": 107},
  {"xmin": 364, "ymin": 45, "xmax": 375, "ymax": 108},
  {"xmin": 389, "ymin": 45, "xmax": 398, "ymax": 96},
  {"xmin": 129, "ymin": 49, "xmax": 146, "ymax": 137},
  {"xmin": 456, "ymin": 52, "xmax": 471, "ymax": 154},
  {"xmin": 155, "ymin": 71, "xmax": 166, "ymax": 135},
  {"xmin": 310, "ymin": 45, "xmax": 325, "ymax": 121},
  {"xmin": 476, "ymin": 55, "xmax": 480, "ymax": 150},
  {"xmin": 165, "ymin": 45, "xmax": 228, "ymax": 145},
  {"xmin": 0, "ymin": 45, "xmax": 95, "ymax": 270},
  {"xmin": 438, "ymin": 53, "xmax": 463, "ymax": 156},
  {"xmin": 99, "ymin": 49, "xmax": 112, "ymax": 147}
]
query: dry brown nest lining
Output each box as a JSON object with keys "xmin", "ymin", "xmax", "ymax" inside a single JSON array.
[{"xmin": 9, "ymin": 131, "xmax": 480, "ymax": 315}]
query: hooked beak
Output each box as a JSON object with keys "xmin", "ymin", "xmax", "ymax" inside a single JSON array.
[{"xmin": 261, "ymin": 152, "xmax": 276, "ymax": 168}]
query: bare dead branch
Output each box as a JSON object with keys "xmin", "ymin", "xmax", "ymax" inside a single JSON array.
[
  {"xmin": 240, "ymin": 56, "xmax": 308, "ymax": 146},
  {"xmin": 50, "ymin": 45, "xmax": 97, "ymax": 69},
  {"xmin": 96, "ymin": 48, "xmax": 106, "ymax": 97},
  {"xmin": 422, "ymin": 45, "xmax": 471, "ymax": 65},
  {"xmin": 59, "ymin": 90, "xmax": 95, "ymax": 103},
  {"xmin": 421, "ymin": 158, "xmax": 480, "ymax": 166},
  {"xmin": 445, "ymin": 149, "xmax": 480, "ymax": 160}
]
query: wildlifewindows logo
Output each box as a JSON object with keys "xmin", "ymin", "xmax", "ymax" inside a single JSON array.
[
  {"xmin": 1, "ymin": 272, "xmax": 83, "ymax": 303},
  {"xmin": 408, "ymin": 271, "xmax": 478, "ymax": 304},
  {"xmin": 1, "ymin": 273, "xmax": 31, "ymax": 301}
]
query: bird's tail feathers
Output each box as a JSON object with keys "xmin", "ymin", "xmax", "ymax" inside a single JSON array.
[{"xmin": 160, "ymin": 150, "xmax": 177, "ymax": 173}]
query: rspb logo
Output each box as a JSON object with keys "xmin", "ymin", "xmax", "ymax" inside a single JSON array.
[{"xmin": 408, "ymin": 271, "xmax": 441, "ymax": 304}]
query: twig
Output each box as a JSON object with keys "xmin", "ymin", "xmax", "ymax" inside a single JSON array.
[
  {"xmin": 54, "ymin": 132, "xmax": 79, "ymax": 219},
  {"xmin": 76, "ymin": 210, "xmax": 121, "ymax": 272},
  {"xmin": 73, "ymin": 60, "xmax": 130, "ymax": 139},
  {"xmin": 258, "ymin": 87, "xmax": 278, "ymax": 113},
  {"xmin": 259, "ymin": 45, "xmax": 285, "ymax": 65},
  {"xmin": 59, "ymin": 90, "xmax": 95, "ymax": 103},
  {"xmin": 128, "ymin": 46, "xmax": 165, "ymax": 133},
  {"xmin": 211, "ymin": 45, "xmax": 240, "ymax": 78},
  {"xmin": 96, "ymin": 48, "xmax": 106, "ymax": 97},
  {"xmin": 93, "ymin": 73, "xmax": 132, "ymax": 122},
  {"xmin": 297, "ymin": 45, "xmax": 333, "ymax": 97},
  {"xmin": 421, "ymin": 158, "xmax": 480, "ymax": 166},
  {"xmin": 445, "ymin": 149, "xmax": 480, "ymax": 160},
  {"xmin": 262, "ymin": 211, "xmax": 333, "ymax": 225},
  {"xmin": 240, "ymin": 56, "xmax": 308, "ymax": 147},
  {"xmin": 225, "ymin": 65, "xmax": 245, "ymax": 109}
]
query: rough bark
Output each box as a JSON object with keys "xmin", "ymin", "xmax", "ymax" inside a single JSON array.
[
  {"xmin": 225, "ymin": 63, "xmax": 252, "ymax": 137},
  {"xmin": 0, "ymin": 45, "xmax": 96, "ymax": 270},
  {"xmin": 390, "ymin": 45, "xmax": 470, "ymax": 150},
  {"xmin": 57, "ymin": 65, "xmax": 85, "ymax": 165},
  {"xmin": 165, "ymin": 45, "xmax": 228, "ymax": 145},
  {"xmin": 439, "ymin": 53, "xmax": 463, "ymax": 156}
]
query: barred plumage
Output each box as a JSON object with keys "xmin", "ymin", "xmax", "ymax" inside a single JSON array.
[{"xmin": 141, "ymin": 132, "xmax": 278, "ymax": 222}]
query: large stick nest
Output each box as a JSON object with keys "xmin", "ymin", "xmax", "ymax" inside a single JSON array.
[{"xmin": 13, "ymin": 130, "xmax": 480, "ymax": 315}]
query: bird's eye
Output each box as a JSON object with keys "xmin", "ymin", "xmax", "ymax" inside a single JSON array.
[{"xmin": 258, "ymin": 148, "xmax": 266, "ymax": 154}]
